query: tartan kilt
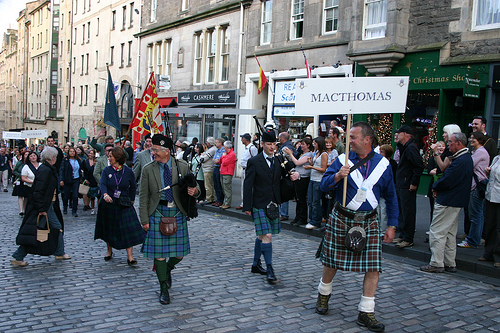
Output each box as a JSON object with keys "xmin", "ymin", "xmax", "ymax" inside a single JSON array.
[
  {"xmin": 94, "ymin": 201, "xmax": 146, "ymax": 249},
  {"xmin": 252, "ymin": 208, "xmax": 281, "ymax": 236},
  {"xmin": 141, "ymin": 205, "xmax": 190, "ymax": 259},
  {"xmin": 320, "ymin": 206, "xmax": 382, "ymax": 272}
]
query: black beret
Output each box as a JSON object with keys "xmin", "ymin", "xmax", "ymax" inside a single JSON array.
[
  {"xmin": 262, "ymin": 129, "xmax": 277, "ymax": 143},
  {"xmin": 152, "ymin": 134, "xmax": 174, "ymax": 150}
]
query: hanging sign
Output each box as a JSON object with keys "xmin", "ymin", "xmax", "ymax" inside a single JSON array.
[
  {"xmin": 463, "ymin": 72, "xmax": 481, "ymax": 99},
  {"xmin": 294, "ymin": 77, "xmax": 410, "ymax": 115}
]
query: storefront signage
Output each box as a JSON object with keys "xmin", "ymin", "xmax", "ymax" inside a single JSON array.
[
  {"xmin": 274, "ymin": 106, "xmax": 296, "ymax": 117},
  {"xmin": 274, "ymin": 81, "xmax": 296, "ymax": 104},
  {"xmin": 294, "ymin": 77, "xmax": 409, "ymax": 115},
  {"xmin": 2, "ymin": 129, "xmax": 48, "ymax": 140},
  {"xmin": 463, "ymin": 72, "xmax": 481, "ymax": 99},
  {"xmin": 177, "ymin": 89, "xmax": 237, "ymax": 106},
  {"xmin": 2, "ymin": 131, "xmax": 23, "ymax": 140}
]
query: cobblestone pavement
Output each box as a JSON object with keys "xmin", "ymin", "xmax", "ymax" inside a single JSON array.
[{"xmin": 1, "ymin": 191, "xmax": 500, "ymax": 333}]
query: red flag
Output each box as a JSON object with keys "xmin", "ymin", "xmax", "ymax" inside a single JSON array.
[
  {"xmin": 300, "ymin": 45, "xmax": 312, "ymax": 78},
  {"xmin": 255, "ymin": 55, "xmax": 268, "ymax": 94},
  {"xmin": 130, "ymin": 72, "xmax": 163, "ymax": 135}
]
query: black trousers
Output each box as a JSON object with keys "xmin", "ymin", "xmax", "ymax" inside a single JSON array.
[
  {"xmin": 396, "ymin": 187, "xmax": 417, "ymax": 242},
  {"xmin": 483, "ymin": 200, "xmax": 500, "ymax": 262},
  {"xmin": 294, "ymin": 177, "xmax": 309, "ymax": 223}
]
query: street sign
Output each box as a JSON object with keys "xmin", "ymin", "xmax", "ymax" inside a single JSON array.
[
  {"xmin": 294, "ymin": 77, "xmax": 409, "ymax": 115},
  {"xmin": 2, "ymin": 131, "xmax": 24, "ymax": 140},
  {"xmin": 23, "ymin": 129, "xmax": 48, "ymax": 138}
]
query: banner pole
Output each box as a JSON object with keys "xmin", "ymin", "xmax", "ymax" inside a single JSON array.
[{"xmin": 342, "ymin": 113, "xmax": 352, "ymax": 207}]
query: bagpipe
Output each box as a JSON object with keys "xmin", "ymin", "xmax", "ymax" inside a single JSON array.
[
  {"xmin": 252, "ymin": 116, "xmax": 297, "ymax": 203},
  {"xmin": 157, "ymin": 111, "xmax": 198, "ymax": 219}
]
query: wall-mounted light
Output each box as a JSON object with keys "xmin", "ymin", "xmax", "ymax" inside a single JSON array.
[
  {"xmin": 333, "ymin": 60, "xmax": 342, "ymax": 68},
  {"xmin": 270, "ymin": 69, "xmax": 277, "ymax": 73}
]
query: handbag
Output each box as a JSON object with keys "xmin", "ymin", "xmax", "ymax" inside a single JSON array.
[
  {"xmin": 19, "ymin": 214, "xmax": 60, "ymax": 256},
  {"xmin": 118, "ymin": 196, "xmax": 132, "ymax": 207},
  {"xmin": 36, "ymin": 215, "xmax": 50, "ymax": 242},
  {"xmin": 156, "ymin": 209, "xmax": 178, "ymax": 236},
  {"xmin": 78, "ymin": 183, "xmax": 90, "ymax": 196},
  {"xmin": 265, "ymin": 201, "xmax": 280, "ymax": 220}
]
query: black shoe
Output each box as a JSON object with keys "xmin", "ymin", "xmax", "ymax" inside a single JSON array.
[
  {"xmin": 127, "ymin": 259, "xmax": 137, "ymax": 266},
  {"xmin": 357, "ymin": 312, "xmax": 385, "ymax": 332},
  {"xmin": 104, "ymin": 252, "xmax": 113, "ymax": 261},
  {"xmin": 63, "ymin": 208, "xmax": 68, "ymax": 214},
  {"xmin": 159, "ymin": 283, "xmax": 170, "ymax": 305},
  {"xmin": 266, "ymin": 264, "xmax": 278, "ymax": 284},
  {"xmin": 19, "ymin": 212, "xmax": 24, "ymax": 216},
  {"xmin": 3, "ymin": 189, "xmax": 8, "ymax": 192},
  {"xmin": 315, "ymin": 293, "xmax": 330, "ymax": 315},
  {"xmin": 251, "ymin": 260, "xmax": 267, "ymax": 275},
  {"xmin": 290, "ymin": 218, "xmax": 299, "ymax": 225}
]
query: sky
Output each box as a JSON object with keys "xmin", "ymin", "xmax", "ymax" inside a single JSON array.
[{"xmin": 0, "ymin": 0, "xmax": 29, "ymax": 38}]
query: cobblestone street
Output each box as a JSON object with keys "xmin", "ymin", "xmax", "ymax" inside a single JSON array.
[{"xmin": 1, "ymin": 190, "xmax": 500, "ymax": 333}]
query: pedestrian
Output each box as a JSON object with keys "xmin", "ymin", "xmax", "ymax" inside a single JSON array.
[
  {"xmin": 458, "ymin": 132, "xmax": 489, "ymax": 249},
  {"xmin": 431, "ymin": 124, "xmax": 461, "ymax": 173},
  {"xmin": 190, "ymin": 143, "xmax": 206, "ymax": 203},
  {"xmin": 283, "ymin": 138, "xmax": 314, "ymax": 226},
  {"xmin": 427, "ymin": 141, "xmax": 446, "ymax": 234},
  {"xmin": 277, "ymin": 132, "xmax": 298, "ymax": 221},
  {"xmin": 211, "ymin": 138, "xmax": 225, "ymax": 207},
  {"xmin": 90, "ymin": 134, "xmax": 115, "ymax": 156},
  {"xmin": 315, "ymin": 122, "xmax": 398, "ymax": 333},
  {"xmin": 481, "ymin": 153, "xmax": 500, "ymax": 267},
  {"xmin": 236, "ymin": 133, "xmax": 258, "ymax": 210},
  {"xmin": 393, "ymin": 125, "xmax": 424, "ymax": 248},
  {"xmin": 201, "ymin": 137, "xmax": 217, "ymax": 205},
  {"xmin": 377, "ymin": 144, "xmax": 397, "ymax": 232},
  {"xmin": 46, "ymin": 136, "xmax": 64, "ymax": 173},
  {"xmin": 219, "ymin": 141, "xmax": 237, "ymax": 209},
  {"xmin": 132, "ymin": 134, "xmax": 154, "ymax": 186},
  {"xmin": 11, "ymin": 147, "xmax": 71, "ymax": 266},
  {"xmin": 82, "ymin": 149, "xmax": 98, "ymax": 214},
  {"xmin": 12, "ymin": 151, "xmax": 30, "ymax": 216},
  {"xmin": 421, "ymin": 132, "xmax": 473, "ymax": 273},
  {"xmin": 323, "ymin": 137, "xmax": 339, "ymax": 220},
  {"xmin": 95, "ymin": 146, "xmax": 145, "ymax": 266},
  {"xmin": 0, "ymin": 147, "xmax": 13, "ymax": 192},
  {"xmin": 59, "ymin": 147, "xmax": 83, "ymax": 217},
  {"xmin": 329, "ymin": 127, "xmax": 345, "ymax": 155},
  {"xmin": 21, "ymin": 151, "xmax": 40, "ymax": 197},
  {"xmin": 124, "ymin": 141, "xmax": 134, "ymax": 168},
  {"xmin": 76, "ymin": 146, "xmax": 87, "ymax": 162},
  {"xmin": 93, "ymin": 143, "xmax": 114, "ymax": 186},
  {"xmin": 243, "ymin": 128, "xmax": 299, "ymax": 284},
  {"xmin": 305, "ymin": 137, "xmax": 328, "ymax": 230},
  {"xmin": 471, "ymin": 116, "xmax": 497, "ymax": 163},
  {"xmin": 139, "ymin": 134, "xmax": 200, "ymax": 305}
]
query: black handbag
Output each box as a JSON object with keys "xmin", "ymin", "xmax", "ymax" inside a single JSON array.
[
  {"xmin": 473, "ymin": 173, "xmax": 488, "ymax": 199},
  {"xmin": 19, "ymin": 214, "xmax": 60, "ymax": 256}
]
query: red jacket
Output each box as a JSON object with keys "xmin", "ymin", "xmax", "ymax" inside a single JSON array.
[{"xmin": 220, "ymin": 149, "xmax": 237, "ymax": 176}]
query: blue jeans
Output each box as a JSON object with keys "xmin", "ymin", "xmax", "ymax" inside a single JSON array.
[
  {"xmin": 466, "ymin": 188, "xmax": 484, "ymax": 247},
  {"xmin": 12, "ymin": 202, "xmax": 65, "ymax": 260},
  {"xmin": 280, "ymin": 201, "xmax": 289, "ymax": 218},
  {"xmin": 213, "ymin": 167, "xmax": 224, "ymax": 204},
  {"xmin": 307, "ymin": 180, "xmax": 322, "ymax": 227}
]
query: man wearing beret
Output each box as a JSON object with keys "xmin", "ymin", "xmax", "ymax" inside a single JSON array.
[
  {"xmin": 139, "ymin": 134, "xmax": 200, "ymax": 305},
  {"xmin": 243, "ymin": 128, "xmax": 299, "ymax": 284}
]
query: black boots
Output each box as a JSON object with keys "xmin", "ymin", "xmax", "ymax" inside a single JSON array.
[
  {"xmin": 266, "ymin": 264, "xmax": 277, "ymax": 284},
  {"xmin": 166, "ymin": 257, "xmax": 182, "ymax": 289},
  {"xmin": 356, "ymin": 312, "xmax": 385, "ymax": 332},
  {"xmin": 315, "ymin": 293, "xmax": 331, "ymax": 315},
  {"xmin": 251, "ymin": 259, "xmax": 267, "ymax": 275},
  {"xmin": 159, "ymin": 281, "xmax": 170, "ymax": 305}
]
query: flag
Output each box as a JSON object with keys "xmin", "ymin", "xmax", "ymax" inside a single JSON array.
[
  {"xmin": 300, "ymin": 45, "xmax": 312, "ymax": 78},
  {"xmin": 255, "ymin": 55, "xmax": 267, "ymax": 94},
  {"xmin": 103, "ymin": 68, "xmax": 121, "ymax": 131},
  {"xmin": 130, "ymin": 72, "xmax": 162, "ymax": 135}
]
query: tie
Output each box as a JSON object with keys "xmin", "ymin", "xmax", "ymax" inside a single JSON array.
[
  {"xmin": 267, "ymin": 157, "xmax": 274, "ymax": 171},
  {"xmin": 163, "ymin": 165, "xmax": 174, "ymax": 202}
]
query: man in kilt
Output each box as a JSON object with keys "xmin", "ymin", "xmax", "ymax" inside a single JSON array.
[
  {"xmin": 315, "ymin": 122, "xmax": 398, "ymax": 332},
  {"xmin": 139, "ymin": 134, "xmax": 200, "ymax": 305},
  {"xmin": 243, "ymin": 128, "xmax": 299, "ymax": 284}
]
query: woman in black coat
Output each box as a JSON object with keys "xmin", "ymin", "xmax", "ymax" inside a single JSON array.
[
  {"xmin": 11, "ymin": 146, "xmax": 71, "ymax": 266},
  {"xmin": 59, "ymin": 147, "xmax": 83, "ymax": 217}
]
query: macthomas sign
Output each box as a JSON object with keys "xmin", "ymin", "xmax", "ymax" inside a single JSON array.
[{"xmin": 294, "ymin": 77, "xmax": 410, "ymax": 116}]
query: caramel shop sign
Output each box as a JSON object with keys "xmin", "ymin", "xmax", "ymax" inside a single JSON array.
[{"xmin": 294, "ymin": 77, "xmax": 409, "ymax": 115}]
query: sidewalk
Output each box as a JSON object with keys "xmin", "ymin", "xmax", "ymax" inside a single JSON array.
[{"xmin": 200, "ymin": 177, "xmax": 499, "ymax": 279}]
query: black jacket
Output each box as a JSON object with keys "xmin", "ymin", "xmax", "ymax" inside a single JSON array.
[
  {"xmin": 395, "ymin": 138, "xmax": 424, "ymax": 189},
  {"xmin": 59, "ymin": 157, "xmax": 83, "ymax": 184},
  {"xmin": 243, "ymin": 153, "xmax": 287, "ymax": 211}
]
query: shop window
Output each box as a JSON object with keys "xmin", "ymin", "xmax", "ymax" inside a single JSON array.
[
  {"xmin": 323, "ymin": 0, "xmax": 339, "ymax": 34},
  {"xmin": 473, "ymin": 0, "xmax": 500, "ymax": 30},
  {"xmin": 290, "ymin": 0, "xmax": 304, "ymax": 40},
  {"xmin": 261, "ymin": 0, "xmax": 272, "ymax": 45},
  {"xmin": 363, "ymin": 0, "xmax": 387, "ymax": 40}
]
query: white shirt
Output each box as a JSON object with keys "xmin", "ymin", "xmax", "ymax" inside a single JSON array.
[
  {"xmin": 21, "ymin": 164, "xmax": 38, "ymax": 187},
  {"xmin": 240, "ymin": 143, "xmax": 258, "ymax": 169}
]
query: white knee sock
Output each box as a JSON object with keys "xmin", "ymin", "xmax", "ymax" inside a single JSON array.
[
  {"xmin": 317, "ymin": 278, "xmax": 333, "ymax": 296},
  {"xmin": 358, "ymin": 295, "xmax": 375, "ymax": 313}
]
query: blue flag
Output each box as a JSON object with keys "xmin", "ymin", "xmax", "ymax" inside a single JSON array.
[{"xmin": 103, "ymin": 68, "xmax": 121, "ymax": 131}]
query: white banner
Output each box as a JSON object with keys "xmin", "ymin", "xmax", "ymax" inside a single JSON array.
[
  {"xmin": 23, "ymin": 129, "xmax": 48, "ymax": 138},
  {"xmin": 273, "ymin": 106, "xmax": 296, "ymax": 117},
  {"xmin": 294, "ymin": 77, "xmax": 410, "ymax": 115},
  {"xmin": 274, "ymin": 81, "xmax": 296, "ymax": 104},
  {"xmin": 2, "ymin": 131, "xmax": 24, "ymax": 140}
]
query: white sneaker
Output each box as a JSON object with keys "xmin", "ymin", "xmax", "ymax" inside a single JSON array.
[
  {"xmin": 91, "ymin": 209, "xmax": 95, "ymax": 215},
  {"xmin": 305, "ymin": 223, "xmax": 319, "ymax": 230}
]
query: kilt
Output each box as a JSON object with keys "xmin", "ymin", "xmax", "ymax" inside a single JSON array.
[
  {"xmin": 320, "ymin": 205, "xmax": 382, "ymax": 272},
  {"xmin": 141, "ymin": 204, "xmax": 190, "ymax": 258},
  {"xmin": 94, "ymin": 201, "xmax": 146, "ymax": 249},
  {"xmin": 252, "ymin": 208, "xmax": 281, "ymax": 236}
]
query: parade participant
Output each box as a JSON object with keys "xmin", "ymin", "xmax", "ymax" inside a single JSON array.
[
  {"xmin": 139, "ymin": 134, "xmax": 200, "ymax": 305},
  {"xmin": 243, "ymin": 128, "xmax": 299, "ymax": 284},
  {"xmin": 315, "ymin": 122, "xmax": 398, "ymax": 333}
]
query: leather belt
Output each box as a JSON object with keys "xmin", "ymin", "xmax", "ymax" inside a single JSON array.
[{"xmin": 334, "ymin": 202, "xmax": 377, "ymax": 222}]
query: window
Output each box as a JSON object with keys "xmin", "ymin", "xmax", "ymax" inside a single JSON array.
[
  {"xmin": 473, "ymin": 0, "xmax": 500, "ymax": 30},
  {"xmin": 291, "ymin": 0, "xmax": 304, "ymax": 39},
  {"xmin": 151, "ymin": 0, "xmax": 157, "ymax": 22},
  {"xmin": 83, "ymin": 0, "xmax": 86, "ymax": 12},
  {"xmin": 323, "ymin": 0, "xmax": 338, "ymax": 34},
  {"xmin": 61, "ymin": 14, "xmax": 64, "ymax": 30},
  {"xmin": 181, "ymin": 0, "xmax": 189, "ymax": 11},
  {"xmin": 194, "ymin": 33, "xmax": 202, "ymax": 84},
  {"xmin": 74, "ymin": 27, "xmax": 77, "ymax": 44},
  {"xmin": 206, "ymin": 29, "xmax": 216, "ymax": 83},
  {"xmin": 130, "ymin": 2, "xmax": 134, "ymax": 27},
  {"xmin": 88, "ymin": 0, "xmax": 91, "ymax": 11},
  {"xmin": 122, "ymin": 6, "xmax": 126, "ymax": 30},
  {"xmin": 80, "ymin": 86, "xmax": 83, "ymax": 106},
  {"xmin": 86, "ymin": 53, "xmax": 89, "ymax": 74},
  {"xmin": 81, "ymin": 55, "xmax": 84, "ymax": 75},
  {"xmin": 156, "ymin": 42, "xmax": 162, "ymax": 74},
  {"xmin": 110, "ymin": 46, "xmax": 114, "ymax": 65},
  {"xmin": 112, "ymin": 10, "xmax": 116, "ymax": 30},
  {"xmin": 52, "ymin": 70, "xmax": 57, "ymax": 85},
  {"xmin": 364, "ymin": 0, "xmax": 387, "ymax": 39},
  {"xmin": 128, "ymin": 41, "xmax": 132, "ymax": 66},
  {"xmin": 96, "ymin": 18, "xmax": 99, "ymax": 36},
  {"xmin": 72, "ymin": 57, "xmax": 76, "ymax": 73},
  {"xmin": 87, "ymin": 22, "xmax": 91, "ymax": 42},
  {"xmin": 66, "ymin": 67, "xmax": 69, "ymax": 81},
  {"xmin": 120, "ymin": 43, "xmax": 125, "ymax": 67},
  {"xmin": 75, "ymin": 0, "xmax": 78, "ymax": 14},
  {"xmin": 82, "ymin": 24, "xmax": 85, "ymax": 44},
  {"xmin": 95, "ymin": 51, "xmax": 98, "ymax": 69},
  {"xmin": 84, "ymin": 85, "xmax": 88, "ymax": 105},
  {"xmin": 60, "ymin": 41, "xmax": 63, "ymax": 57},
  {"xmin": 59, "ymin": 68, "xmax": 62, "ymax": 84},
  {"xmin": 147, "ymin": 44, "xmax": 153, "ymax": 73},
  {"xmin": 261, "ymin": 0, "xmax": 272, "ymax": 45},
  {"xmin": 72, "ymin": 86, "xmax": 75, "ymax": 103},
  {"xmin": 219, "ymin": 27, "xmax": 229, "ymax": 82},
  {"xmin": 164, "ymin": 39, "xmax": 172, "ymax": 76},
  {"xmin": 94, "ymin": 83, "xmax": 98, "ymax": 102},
  {"xmin": 67, "ymin": 39, "xmax": 70, "ymax": 53}
]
